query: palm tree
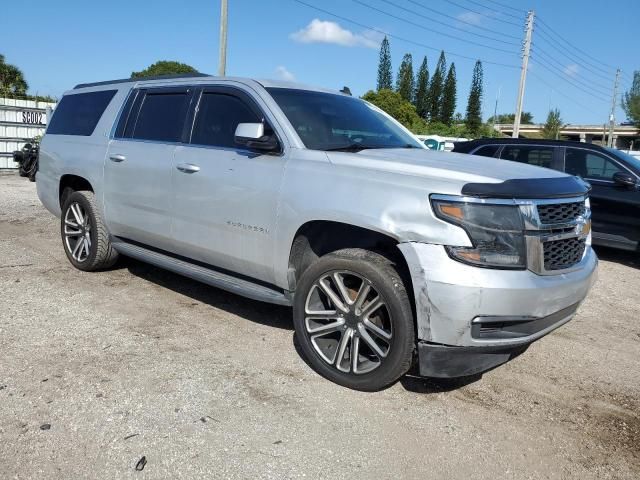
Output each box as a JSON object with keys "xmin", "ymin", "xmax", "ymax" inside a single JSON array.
[{"xmin": 0, "ymin": 55, "xmax": 29, "ymax": 97}]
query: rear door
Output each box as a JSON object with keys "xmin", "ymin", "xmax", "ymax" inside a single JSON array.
[
  {"xmin": 564, "ymin": 147, "xmax": 640, "ymax": 249},
  {"xmin": 104, "ymin": 87, "xmax": 192, "ymax": 250},
  {"xmin": 499, "ymin": 144, "xmax": 561, "ymax": 171},
  {"xmin": 170, "ymin": 86, "xmax": 287, "ymax": 283}
]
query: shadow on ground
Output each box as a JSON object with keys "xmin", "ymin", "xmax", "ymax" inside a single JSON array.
[
  {"xmin": 119, "ymin": 257, "xmax": 483, "ymax": 395},
  {"xmin": 123, "ymin": 258, "xmax": 294, "ymax": 331},
  {"xmin": 593, "ymin": 245, "xmax": 639, "ymax": 269}
]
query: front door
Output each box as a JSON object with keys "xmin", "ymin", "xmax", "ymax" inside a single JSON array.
[
  {"xmin": 564, "ymin": 147, "xmax": 640, "ymax": 249},
  {"xmin": 103, "ymin": 87, "xmax": 192, "ymax": 250},
  {"xmin": 171, "ymin": 87, "xmax": 287, "ymax": 284}
]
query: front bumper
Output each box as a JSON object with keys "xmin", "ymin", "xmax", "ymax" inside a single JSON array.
[{"xmin": 398, "ymin": 243, "xmax": 598, "ymax": 376}]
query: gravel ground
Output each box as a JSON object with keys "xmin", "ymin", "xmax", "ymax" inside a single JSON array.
[{"xmin": 0, "ymin": 171, "xmax": 638, "ymax": 479}]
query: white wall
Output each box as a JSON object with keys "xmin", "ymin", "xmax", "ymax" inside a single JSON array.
[{"xmin": 0, "ymin": 97, "xmax": 56, "ymax": 168}]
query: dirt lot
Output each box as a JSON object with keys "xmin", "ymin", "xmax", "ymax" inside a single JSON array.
[{"xmin": 0, "ymin": 171, "xmax": 638, "ymax": 479}]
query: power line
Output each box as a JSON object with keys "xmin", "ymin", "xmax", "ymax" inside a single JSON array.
[
  {"xmin": 292, "ymin": 0, "xmax": 521, "ymax": 69},
  {"xmin": 527, "ymin": 70, "xmax": 606, "ymax": 118},
  {"xmin": 534, "ymin": 27, "xmax": 615, "ymax": 83},
  {"xmin": 404, "ymin": 0, "xmax": 521, "ymax": 40},
  {"xmin": 536, "ymin": 17, "xmax": 618, "ymax": 76},
  {"xmin": 370, "ymin": 0, "xmax": 514, "ymax": 48},
  {"xmin": 531, "ymin": 44, "xmax": 613, "ymax": 96},
  {"xmin": 529, "ymin": 59, "xmax": 610, "ymax": 104},
  {"xmin": 402, "ymin": 0, "xmax": 521, "ymax": 41},
  {"xmin": 481, "ymin": 0, "xmax": 526, "ymax": 14},
  {"xmin": 352, "ymin": 0, "xmax": 518, "ymax": 54},
  {"xmin": 441, "ymin": 0, "xmax": 522, "ymax": 27},
  {"xmin": 462, "ymin": 0, "xmax": 523, "ymax": 21},
  {"xmin": 538, "ymin": 30, "xmax": 613, "ymax": 86}
]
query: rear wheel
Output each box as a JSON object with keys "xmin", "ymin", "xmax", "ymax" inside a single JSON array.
[
  {"xmin": 293, "ymin": 249, "xmax": 415, "ymax": 391},
  {"xmin": 60, "ymin": 190, "xmax": 119, "ymax": 271}
]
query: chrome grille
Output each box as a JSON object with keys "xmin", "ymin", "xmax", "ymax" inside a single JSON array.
[
  {"xmin": 537, "ymin": 201, "xmax": 585, "ymax": 225},
  {"xmin": 543, "ymin": 237, "xmax": 586, "ymax": 271}
]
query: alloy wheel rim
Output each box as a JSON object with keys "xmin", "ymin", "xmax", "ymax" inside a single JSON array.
[
  {"xmin": 64, "ymin": 202, "xmax": 92, "ymax": 263},
  {"xmin": 304, "ymin": 270, "xmax": 393, "ymax": 375}
]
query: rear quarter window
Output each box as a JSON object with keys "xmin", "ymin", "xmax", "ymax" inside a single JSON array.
[{"xmin": 47, "ymin": 90, "xmax": 117, "ymax": 136}]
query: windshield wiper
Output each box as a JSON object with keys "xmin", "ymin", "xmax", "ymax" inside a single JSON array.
[
  {"xmin": 324, "ymin": 143, "xmax": 383, "ymax": 152},
  {"xmin": 324, "ymin": 143, "xmax": 420, "ymax": 152}
]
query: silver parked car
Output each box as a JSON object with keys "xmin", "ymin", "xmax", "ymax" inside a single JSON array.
[{"xmin": 36, "ymin": 74, "xmax": 597, "ymax": 391}]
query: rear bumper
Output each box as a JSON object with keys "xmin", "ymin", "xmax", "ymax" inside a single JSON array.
[{"xmin": 398, "ymin": 242, "xmax": 598, "ymax": 377}]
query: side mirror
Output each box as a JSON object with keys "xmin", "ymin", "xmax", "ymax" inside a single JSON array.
[
  {"xmin": 234, "ymin": 123, "xmax": 279, "ymax": 153},
  {"xmin": 612, "ymin": 172, "xmax": 637, "ymax": 189}
]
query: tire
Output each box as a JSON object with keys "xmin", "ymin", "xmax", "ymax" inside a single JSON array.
[
  {"xmin": 293, "ymin": 248, "xmax": 415, "ymax": 391},
  {"xmin": 60, "ymin": 190, "xmax": 119, "ymax": 271}
]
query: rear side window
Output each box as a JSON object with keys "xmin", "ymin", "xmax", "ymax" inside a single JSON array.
[
  {"xmin": 472, "ymin": 145, "xmax": 500, "ymax": 158},
  {"xmin": 47, "ymin": 90, "xmax": 117, "ymax": 136},
  {"xmin": 501, "ymin": 145, "xmax": 555, "ymax": 169},
  {"xmin": 131, "ymin": 92, "xmax": 190, "ymax": 142},
  {"xmin": 191, "ymin": 93, "xmax": 261, "ymax": 148}
]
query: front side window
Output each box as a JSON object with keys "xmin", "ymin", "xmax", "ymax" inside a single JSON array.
[
  {"xmin": 266, "ymin": 88, "xmax": 423, "ymax": 151},
  {"xmin": 565, "ymin": 148, "xmax": 622, "ymax": 180},
  {"xmin": 191, "ymin": 93, "xmax": 261, "ymax": 148},
  {"xmin": 47, "ymin": 90, "xmax": 117, "ymax": 136},
  {"xmin": 132, "ymin": 92, "xmax": 190, "ymax": 142},
  {"xmin": 501, "ymin": 145, "xmax": 555, "ymax": 169}
]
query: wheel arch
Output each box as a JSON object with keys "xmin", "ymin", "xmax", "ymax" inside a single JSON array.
[
  {"xmin": 286, "ymin": 220, "xmax": 414, "ymax": 308},
  {"xmin": 59, "ymin": 174, "xmax": 94, "ymax": 208}
]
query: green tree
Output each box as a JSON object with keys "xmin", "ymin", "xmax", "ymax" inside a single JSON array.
[
  {"xmin": 465, "ymin": 60, "xmax": 484, "ymax": 135},
  {"xmin": 414, "ymin": 56, "xmax": 429, "ymax": 119},
  {"xmin": 396, "ymin": 54, "xmax": 414, "ymax": 103},
  {"xmin": 487, "ymin": 112, "xmax": 534, "ymax": 124},
  {"xmin": 0, "ymin": 54, "xmax": 28, "ymax": 97},
  {"xmin": 622, "ymin": 71, "xmax": 640, "ymax": 127},
  {"xmin": 376, "ymin": 36, "xmax": 393, "ymax": 91},
  {"xmin": 542, "ymin": 108, "xmax": 563, "ymax": 139},
  {"xmin": 441, "ymin": 63, "xmax": 457, "ymax": 126},
  {"xmin": 131, "ymin": 60, "xmax": 198, "ymax": 79},
  {"xmin": 427, "ymin": 51, "xmax": 446, "ymax": 121},
  {"xmin": 362, "ymin": 89, "xmax": 426, "ymax": 132}
]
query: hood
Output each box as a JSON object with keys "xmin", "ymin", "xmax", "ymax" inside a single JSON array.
[{"xmin": 326, "ymin": 148, "xmax": 567, "ymax": 185}]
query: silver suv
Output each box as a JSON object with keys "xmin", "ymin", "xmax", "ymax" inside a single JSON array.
[{"xmin": 36, "ymin": 75, "xmax": 597, "ymax": 391}]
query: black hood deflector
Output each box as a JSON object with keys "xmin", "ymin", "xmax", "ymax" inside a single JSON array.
[{"xmin": 461, "ymin": 176, "xmax": 591, "ymax": 199}]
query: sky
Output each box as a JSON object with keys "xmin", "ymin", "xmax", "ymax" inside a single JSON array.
[{"xmin": 1, "ymin": 0, "xmax": 637, "ymax": 125}]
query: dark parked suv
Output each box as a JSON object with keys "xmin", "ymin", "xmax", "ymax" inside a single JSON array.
[{"xmin": 454, "ymin": 139, "xmax": 640, "ymax": 252}]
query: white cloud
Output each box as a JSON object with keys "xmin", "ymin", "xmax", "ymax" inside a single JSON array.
[
  {"xmin": 563, "ymin": 64, "xmax": 579, "ymax": 77},
  {"xmin": 275, "ymin": 66, "xmax": 296, "ymax": 82},
  {"xmin": 290, "ymin": 19, "xmax": 380, "ymax": 49},
  {"xmin": 457, "ymin": 11, "xmax": 483, "ymax": 25}
]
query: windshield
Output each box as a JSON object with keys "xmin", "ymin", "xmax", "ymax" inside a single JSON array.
[
  {"xmin": 266, "ymin": 88, "xmax": 424, "ymax": 151},
  {"xmin": 606, "ymin": 147, "xmax": 640, "ymax": 172}
]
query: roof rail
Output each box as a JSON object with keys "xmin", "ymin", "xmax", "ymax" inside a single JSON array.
[{"xmin": 74, "ymin": 72, "xmax": 211, "ymax": 89}]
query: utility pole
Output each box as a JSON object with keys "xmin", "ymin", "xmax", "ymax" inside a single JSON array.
[
  {"xmin": 606, "ymin": 68, "xmax": 621, "ymax": 148},
  {"xmin": 218, "ymin": 0, "xmax": 228, "ymax": 76},
  {"xmin": 491, "ymin": 86, "xmax": 501, "ymax": 135},
  {"xmin": 513, "ymin": 10, "xmax": 534, "ymax": 139}
]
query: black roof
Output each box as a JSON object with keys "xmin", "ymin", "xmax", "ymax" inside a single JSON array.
[
  {"xmin": 453, "ymin": 137, "xmax": 613, "ymax": 153},
  {"xmin": 74, "ymin": 72, "xmax": 210, "ymax": 89}
]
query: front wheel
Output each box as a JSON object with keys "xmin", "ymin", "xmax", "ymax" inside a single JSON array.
[
  {"xmin": 60, "ymin": 190, "xmax": 119, "ymax": 271},
  {"xmin": 293, "ymin": 249, "xmax": 415, "ymax": 391}
]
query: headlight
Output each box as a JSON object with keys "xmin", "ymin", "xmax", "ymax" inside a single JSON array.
[{"xmin": 431, "ymin": 198, "xmax": 526, "ymax": 269}]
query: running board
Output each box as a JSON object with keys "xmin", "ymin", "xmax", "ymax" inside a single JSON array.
[{"xmin": 112, "ymin": 240, "xmax": 292, "ymax": 306}]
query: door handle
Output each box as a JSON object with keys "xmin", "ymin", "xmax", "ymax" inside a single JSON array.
[
  {"xmin": 176, "ymin": 163, "xmax": 201, "ymax": 174},
  {"xmin": 109, "ymin": 154, "xmax": 126, "ymax": 163}
]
